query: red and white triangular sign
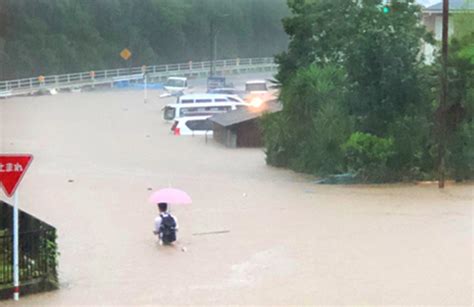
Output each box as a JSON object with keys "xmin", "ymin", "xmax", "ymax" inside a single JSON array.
[{"xmin": 0, "ymin": 154, "xmax": 33, "ymax": 197}]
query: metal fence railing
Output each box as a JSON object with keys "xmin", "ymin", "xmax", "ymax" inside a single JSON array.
[
  {"xmin": 0, "ymin": 201, "xmax": 58, "ymax": 296},
  {"xmin": 0, "ymin": 57, "xmax": 277, "ymax": 96},
  {"xmin": 0, "ymin": 234, "xmax": 12, "ymax": 285},
  {"xmin": 0, "ymin": 229, "xmax": 57, "ymax": 286}
]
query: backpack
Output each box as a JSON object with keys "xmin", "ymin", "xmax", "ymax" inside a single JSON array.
[{"xmin": 159, "ymin": 213, "xmax": 177, "ymax": 244}]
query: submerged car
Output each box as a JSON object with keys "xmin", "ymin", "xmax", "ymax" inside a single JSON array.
[
  {"xmin": 164, "ymin": 77, "xmax": 188, "ymax": 92},
  {"xmin": 171, "ymin": 116, "xmax": 213, "ymax": 136},
  {"xmin": 245, "ymin": 80, "xmax": 268, "ymax": 93},
  {"xmin": 207, "ymin": 87, "xmax": 246, "ymax": 98}
]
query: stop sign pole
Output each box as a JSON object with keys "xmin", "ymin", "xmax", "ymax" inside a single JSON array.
[
  {"xmin": 12, "ymin": 190, "xmax": 19, "ymax": 301},
  {"xmin": 0, "ymin": 154, "xmax": 33, "ymax": 301}
]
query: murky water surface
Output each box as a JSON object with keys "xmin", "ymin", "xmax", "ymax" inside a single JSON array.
[{"xmin": 0, "ymin": 75, "xmax": 472, "ymax": 305}]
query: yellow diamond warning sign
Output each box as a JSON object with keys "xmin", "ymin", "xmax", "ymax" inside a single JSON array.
[{"xmin": 120, "ymin": 48, "xmax": 132, "ymax": 60}]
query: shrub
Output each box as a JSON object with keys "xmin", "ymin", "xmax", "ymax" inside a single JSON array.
[
  {"xmin": 448, "ymin": 120, "xmax": 474, "ymax": 181},
  {"xmin": 387, "ymin": 114, "xmax": 434, "ymax": 180},
  {"xmin": 342, "ymin": 132, "xmax": 395, "ymax": 182},
  {"xmin": 262, "ymin": 112, "xmax": 293, "ymax": 167}
]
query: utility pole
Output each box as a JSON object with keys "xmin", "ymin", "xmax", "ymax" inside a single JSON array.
[
  {"xmin": 438, "ymin": 0, "xmax": 449, "ymax": 189},
  {"xmin": 209, "ymin": 14, "xmax": 229, "ymax": 77},
  {"xmin": 209, "ymin": 20, "xmax": 215, "ymax": 77}
]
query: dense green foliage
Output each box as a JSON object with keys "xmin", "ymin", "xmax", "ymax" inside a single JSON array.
[
  {"xmin": 342, "ymin": 132, "xmax": 395, "ymax": 181},
  {"xmin": 0, "ymin": 0, "xmax": 289, "ymax": 80},
  {"xmin": 264, "ymin": 64, "xmax": 351, "ymax": 175},
  {"xmin": 264, "ymin": 0, "xmax": 474, "ymax": 182},
  {"xmin": 275, "ymin": 0, "xmax": 358, "ymax": 84},
  {"xmin": 345, "ymin": 1, "xmax": 432, "ymax": 135},
  {"xmin": 446, "ymin": 29, "xmax": 474, "ymax": 180}
]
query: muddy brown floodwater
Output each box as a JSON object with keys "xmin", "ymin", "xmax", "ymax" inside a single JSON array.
[{"xmin": 0, "ymin": 78, "xmax": 472, "ymax": 305}]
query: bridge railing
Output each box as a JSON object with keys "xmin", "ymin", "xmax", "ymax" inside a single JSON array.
[{"xmin": 0, "ymin": 57, "xmax": 277, "ymax": 94}]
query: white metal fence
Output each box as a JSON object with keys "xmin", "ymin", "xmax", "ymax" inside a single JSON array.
[{"xmin": 0, "ymin": 57, "xmax": 277, "ymax": 97}]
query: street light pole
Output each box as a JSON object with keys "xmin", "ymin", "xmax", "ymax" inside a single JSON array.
[
  {"xmin": 214, "ymin": 30, "xmax": 218, "ymax": 73},
  {"xmin": 209, "ymin": 14, "xmax": 229, "ymax": 77},
  {"xmin": 13, "ymin": 191, "xmax": 19, "ymax": 301},
  {"xmin": 209, "ymin": 20, "xmax": 215, "ymax": 77},
  {"xmin": 438, "ymin": 0, "xmax": 449, "ymax": 189}
]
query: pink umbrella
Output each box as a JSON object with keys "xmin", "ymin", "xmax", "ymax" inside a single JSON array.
[{"xmin": 148, "ymin": 188, "xmax": 192, "ymax": 205}]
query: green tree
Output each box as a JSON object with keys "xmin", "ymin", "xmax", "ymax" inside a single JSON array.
[
  {"xmin": 263, "ymin": 64, "xmax": 351, "ymax": 175},
  {"xmin": 275, "ymin": 0, "xmax": 358, "ymax": 84},
  {"xmin": 346, "ymin": 0, "xmax": 432, "ymax": 135},
  {"xmin": 266, "ymin": 0, "xmax": 437, "ymax": 181},
  {"xmin": 0, "ymin": 0, "xmax": 289, "ymax": 79},
  {"xmin": 444, "ymin": 6, "xmax": 474, "ymax": 180},
  {"xmin": 452, "ymin": 0, "xmax": 474, "ymax": 39}
]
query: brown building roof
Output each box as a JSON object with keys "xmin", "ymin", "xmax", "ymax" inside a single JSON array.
[{"xmin": 209, "ymin": 101, "xmax": 282, "ymax": 127}]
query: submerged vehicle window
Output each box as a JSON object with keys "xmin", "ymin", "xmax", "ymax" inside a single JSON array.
[
  {"xmin": 186, "ymin": 119, "xmax": 213, "ymax": 131},
  {"xmin": 180, "ymin": 107, "xmax": 205, "ymax": 116},
  {"xmin": 246, "ymin": 83, "xmax": 267, "ymax": 92},
  {"xmin": 166, "ymin": 79, "xmax": 185, "ymax": 87},
  {"xmin": 180, "ymin": 106, "xmax": 231, "ymax": 117},
  {"xmin": 196, "ymin": 99, "xmax": 212, "ymax": 103},
  {"xmin": 228, "ymin": 97, "xmax": 240, "ymax": 102},
  {"xmin": 164, "ymin": 107, "xmax": 176, "ymax": 120}
]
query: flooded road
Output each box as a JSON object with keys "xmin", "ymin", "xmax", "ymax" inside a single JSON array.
[{"xmin": 0, "ymin": 75, "xmax": 472, "ymax": 305}]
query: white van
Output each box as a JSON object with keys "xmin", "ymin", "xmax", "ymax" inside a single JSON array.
[
  {"xmin": 175, "ymin": 93, "xmax": 244, "ymax": 104},
  {"xmin": 163, "ymin": 101, "xmax": 246, "ymax": 121}
]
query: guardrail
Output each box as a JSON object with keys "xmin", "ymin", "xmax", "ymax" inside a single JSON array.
[{"xmin": 0, "ymin": 57, "xmax": 277, "ymax": 97}]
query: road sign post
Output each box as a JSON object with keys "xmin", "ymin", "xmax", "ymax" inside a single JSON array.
[
  {"xmin": 142, "ymin": 65, "xmax": 147, "ymax": 103},
  {"xmin": 0, "ymin": 154, "xmax": 33, "ymax": 301},
  {"xmin": 38, "ymin": 75, "xmax": 45, "ymax": 87},
  {"xmin": 13, "ymin": 191, "xmax": 19, "ymax": 301},
  {"xmin": 120, "ymin": 48, "xmax": 133, "ymax": 76},
  {"xmin": 90, "ymin": 71, "xmax": 96, "ymax": 89},
  {"xmin": 144, "ymin": 74, "xmax": 147, "ymax": 103}
]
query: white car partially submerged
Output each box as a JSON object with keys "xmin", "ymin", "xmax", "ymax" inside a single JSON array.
[
  {"xmin": 245, "ymin": 80, "xmax": 268, "ymax": 94},
  {"xmin": 171, "ymin": 116, "xmax": 213, "ymax": 136},
  {"xmin": 175, "ymin": 93, "xmax": 244, "ymax": 104},
  {"xmin": 160, "ymin": 77, "xmax": 188, "ymax": 97},
  {"xmin": 164, "ymin": 77, "xmax": 188, "ymax": 92},
  {"xmin": 244, "ymin": 79, "xmax": 276, "ymax": 107}
]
